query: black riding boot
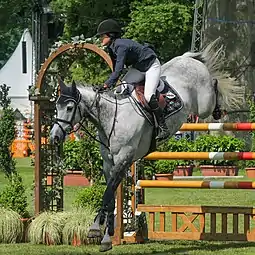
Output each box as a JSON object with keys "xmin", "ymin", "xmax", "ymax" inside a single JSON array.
[{"xmin": 149, "ymin": 95, "xmax": 170, "ymax": 141}]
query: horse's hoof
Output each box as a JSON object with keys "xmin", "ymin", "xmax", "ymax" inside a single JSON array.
[
  {"xmin": 88, "ymin": 229, "xmax": 101, "ymax": 238},
  {"xmin": 99, "ymin": 242, "xmax": 112, "ymax": 252}
]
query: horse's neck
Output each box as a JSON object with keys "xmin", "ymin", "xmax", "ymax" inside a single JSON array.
[{"xmin": 78, "ymin": 86, "xmax": 115, "ymax": 132}]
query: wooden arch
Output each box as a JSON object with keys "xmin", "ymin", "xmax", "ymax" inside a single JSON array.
[{"xmin": 33, "ymin": 43, "xmax": 112, "ymax": 214}]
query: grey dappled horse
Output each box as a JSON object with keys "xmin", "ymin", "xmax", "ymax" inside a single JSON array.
[{"xmin": 50, "ymin": 39, "xmax": 243, "ymax": 252}]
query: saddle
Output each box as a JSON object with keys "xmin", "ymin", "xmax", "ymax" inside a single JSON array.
[{"xmin": 115, "ymin": 76, "xmax": 183, "ymax": 125}]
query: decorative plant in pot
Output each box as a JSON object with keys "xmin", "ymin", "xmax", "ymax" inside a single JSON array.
[
  {"xmin": 194, "ymin": 135, "xmax": 245, "ymax": 176},
  {"xmin": 154, "ymin": 160, "xmax": 175, "ymax": 180},
  {"xmin": 155, "ymin": 137, "xmax": 194, "ymax": 178}
]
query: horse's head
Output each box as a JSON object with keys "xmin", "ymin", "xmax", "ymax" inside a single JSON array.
[{"xmin": 50, "ymin": 78, "xmax": 83, "ymax": 143}]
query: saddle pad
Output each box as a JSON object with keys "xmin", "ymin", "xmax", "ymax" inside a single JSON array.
[{"xmin": 131, "ymin": 80, "xmax": 183, "ymax": 125}]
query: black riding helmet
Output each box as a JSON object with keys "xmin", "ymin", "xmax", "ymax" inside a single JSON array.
[{"xmin": 96, "ymin": 19, "xmax": 122, "ymax": 38}]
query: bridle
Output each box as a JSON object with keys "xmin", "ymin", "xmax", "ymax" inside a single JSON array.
[
  {"xmin": 54, "ymin": 91, "xmax": 83, "ymax": 137},
  {"xmin": 54, "ymin": 89, "xmax": 117, "ymax": 150}
]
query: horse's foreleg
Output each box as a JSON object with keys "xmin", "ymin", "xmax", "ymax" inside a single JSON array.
[
  {"xmin": 99, "ymin": 155, "xmax": 133, "ymax": 252},
  {"xmin": 88, "ymin": 159, "xmax": 112, "ymax": 239}
]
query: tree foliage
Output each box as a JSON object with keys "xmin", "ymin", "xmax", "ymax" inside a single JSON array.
[
  {"xmin": 0, "ymin": 84, "xmax": 16, "ymax": 176},
  {"xmin": 125, "ymin": 1, "xmax": 193, "ymax": 62},
  {"xmin": 50, "ymin": 0, "xmax": 132, "ymax": 39},
  {"xmin": 0, "ymin": 0, "xmax": 32, "ymax": 67}
]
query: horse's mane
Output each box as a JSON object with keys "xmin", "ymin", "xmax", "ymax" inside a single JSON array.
[{"xmin": 76, "ymin": 83, "xmax": 130, "ymax": 101}]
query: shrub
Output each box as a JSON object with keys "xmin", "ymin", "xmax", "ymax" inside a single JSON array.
[
  {"xmin": 77, "ymin": 126, "xmax": 103, "ymax": 184},
  {"xmin": 0, "ymin": 84, "xmax": 16, "ymax": 177},
  {"xmin": 0, "ymin": 207, "xmax": 23, "ymax": 243},
  {"xmin": 194, "ymin": 135, "xmax": 245, "ymax": 166},
  {"xmin": 154, "ymin": 137, "xmax": 194, "ymax": 174},
  {"xmin": 63, "ymin": 125, "xmax": 103, "ymax": 183},
  {"xmin": 74, "ymin": 184, "xmax": 105, "ymax": 211},
  {"xmin": 63, "ymin": 139, "xmax": 82, "ymax": 170},
  {"xmin": 154, "ymin": 160, "xmax": 177, "ymax": 174},
  {"xmin": 0, "ymin": 173, "xmax": 28, "ymax": 218}
]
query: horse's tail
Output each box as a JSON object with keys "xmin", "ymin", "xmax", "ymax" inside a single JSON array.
[{"xmin": 182, "ymin": 38, "xmax": 245, "ymax": 110}]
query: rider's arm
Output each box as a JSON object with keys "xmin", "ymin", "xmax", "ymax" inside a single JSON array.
[{"xmin": 105, "ymin": 45, "xmax": 128, "ymax": 88}]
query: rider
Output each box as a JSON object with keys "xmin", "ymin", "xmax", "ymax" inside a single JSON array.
[{"xmin": 96, "ymin": 18, "xmax": 170, "ymax": 141}]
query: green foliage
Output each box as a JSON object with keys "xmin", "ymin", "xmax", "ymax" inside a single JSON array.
[
  {"xmin": 0, "ymin": 85, "xmax": 28, "ymax": 217},
  {"xmin": 68, "ymin": 52, "xmax": 112, "ymax": 85},
  {"xmin": 0, "ymin": 0, "xmax": 32, "ymax": 66},
  {"xmin": 125, "ymin": 1, "xmax": 193, "ymax": 62},
  {"xmin": 63, "ymin": 139, "xmax": 82, "ymax": 170},
  {"xmin": 154, "ymin": 160, "xmax": 177, "ymax": 174},
  {"xmin": 0, "ymin": 173, "xmax": 29, "ymax": 218},
  {"xmin": 246, "ymin": 98, "xmax": 255, "ymax": 168},
  {"xmin": 62, "ymin": 207, "xmax": 97, "ymax": 245},
  {"xmin": 0, "ymin": 84, "xmax": 16, "ymax": 176},
  {"xmin": 77, "ymin": 125, "xmax": 103, "ymax": 183},
  {"xmin": 50, "ymin": 0, "xmax": 131, "ymax": 39},
  {"xmin": 194, "ymin": 135, "xmax": 245, "ymax": 166},
  {"xmin": 74, "ymin": 184, "xmax": 106, "ymax": 211},
  {"xmin": 63, "ymin": 127, "xmax": 103, "ymax": 183},
  {"xmin": 0, "ymin": 207, "xmax": 23, "ymax": 243},
  {"xmin": 153, "ymin": 137, "xmax": 194, "ymax": 174}
]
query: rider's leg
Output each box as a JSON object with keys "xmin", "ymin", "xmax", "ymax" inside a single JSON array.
[
  {"xmin": 144, "ymin": 58, "xmax": 170, "ymax": 141},
  {"xmin": 122, "ymin": 68, "xmax": 145, "ymax": 84}
]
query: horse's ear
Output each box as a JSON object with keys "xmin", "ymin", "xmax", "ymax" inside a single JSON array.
[
  {"xmin": 71, "ymin": 80, "xmax": 77, "ymax": 93},
  {"xmin": 58, "ymin": 76, "xmax": 66, "ymax": 93}
]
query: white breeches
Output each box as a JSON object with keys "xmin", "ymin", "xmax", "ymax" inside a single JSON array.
[{"xmin": 122, "ymin": 58, "xmax": 161, "ymax": 102}]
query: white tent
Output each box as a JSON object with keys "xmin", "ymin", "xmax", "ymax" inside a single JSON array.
[{"xmin": 0, "ymin": 29, "xmax": 33, "ymax": 119}]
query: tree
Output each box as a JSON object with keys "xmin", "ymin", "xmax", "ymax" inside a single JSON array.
[
  {"xmin": 125, "ymin": 1, "xmax": 193, "ymax": 62},
  {"xmin": 0, "ymin": 84, "xmax": 16, "ymax": 176},
  {"xmin": 0, "ymin": 0, "xmax": 32, "ymax": 67},
  {"xmin": 50, "ymin": 0, "xmax": 133, "ymax": 39}
]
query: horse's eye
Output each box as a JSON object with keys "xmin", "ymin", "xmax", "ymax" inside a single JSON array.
[{"xmin": 67, "ymin": 106, "xmax": 73, "ymax": 112}]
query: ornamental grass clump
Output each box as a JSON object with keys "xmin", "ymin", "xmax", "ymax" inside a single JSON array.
[
  {"xmin": 62, "ymin": 206, "xmax": 99, "ymax": 245},
  {"xmin": 0, "ymin": 207, "xmax": 23, "ymax": 243},
  {"xmin": 28, "ymin": 211, "xmax": 68, "ymax": 245}
]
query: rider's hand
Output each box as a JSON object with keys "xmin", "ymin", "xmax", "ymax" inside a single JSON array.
[{"xmin": 93, "ymin": 84, "xmax": 110, "ymax": 93}]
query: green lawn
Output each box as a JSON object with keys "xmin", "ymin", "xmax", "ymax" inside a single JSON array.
[
  {"xmin": 1, "ymin": 158, "xmax": 255, "ymax": 254},
  {"xmin": 0, "ymin": 241, "xmax": 255, "ymax": 255}
]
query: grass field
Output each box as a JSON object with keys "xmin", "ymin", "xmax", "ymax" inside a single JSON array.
[{"xmin": 0, "ymin": 158, "xmax": 255, "ymax": 254}]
